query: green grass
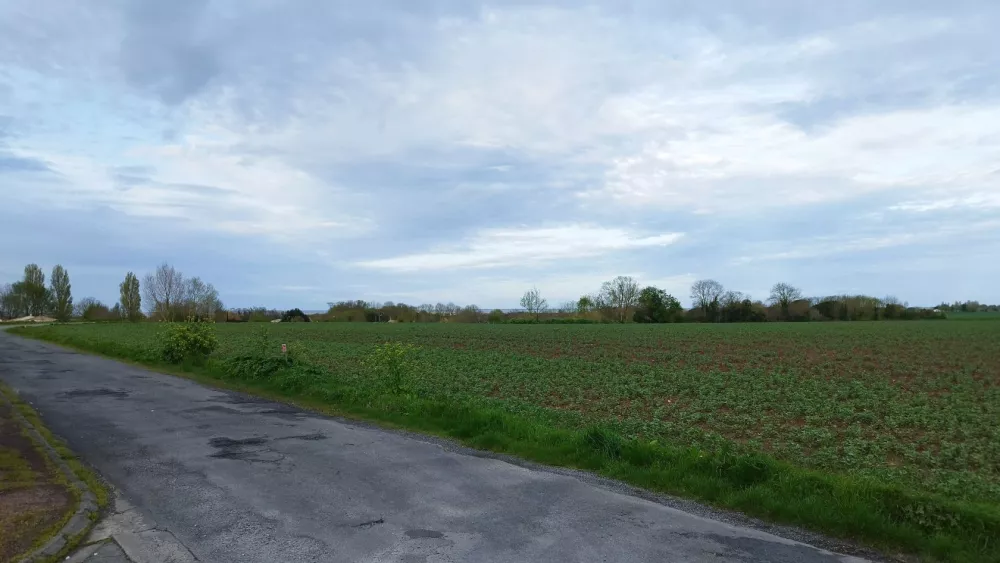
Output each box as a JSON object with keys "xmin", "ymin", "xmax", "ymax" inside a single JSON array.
[
  {"xmin": 0, "ymin": 383, "xmax": 109, "ymax": 562},
  {"xmin": 12, "ymin": 321, "xmax": 1000, "ymax": 562},
  {"xmin": 946, "ymin": 311, "xmax": 1000, "ymax": 321}
]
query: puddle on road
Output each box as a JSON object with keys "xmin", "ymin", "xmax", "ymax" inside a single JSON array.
[{"xmin": 59, "ymin": 388, "xmax": 130, "ymax": 399}]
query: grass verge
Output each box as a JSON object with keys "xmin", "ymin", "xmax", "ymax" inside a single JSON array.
[
  {"xmin": 0, "ymin": 382, "xmax": 108, "ymax": 562},
  {"xmin": 11, "ymin": 326, "xmax": 1000, "ymax": 563}
]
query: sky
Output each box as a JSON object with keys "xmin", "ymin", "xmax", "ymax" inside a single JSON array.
[{"xmin": 1, "ymin": 0, "xmax": 998, "ymax": 310}]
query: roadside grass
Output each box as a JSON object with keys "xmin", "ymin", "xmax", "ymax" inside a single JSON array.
[
  {"xmin": 0, "ymin": 384, "xmax": 73, "ymax": 562},
  {"xmin": 10, "ymin": 324, "xmax": 1000, "ymax": 563},
  {"xmin": 0, "ymin": 383, "xmax": 109, "ymax": 563}
]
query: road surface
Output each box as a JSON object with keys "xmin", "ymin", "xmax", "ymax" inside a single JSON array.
[{"xmin": 0, "ymin": 331, "xmax": 873, "ymax": 563}]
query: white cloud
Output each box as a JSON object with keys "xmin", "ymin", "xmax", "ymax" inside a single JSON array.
[
  {"xmin": 367, "ymin": 271, "xmax": 698, "ymax": 308},
  {"xmin": 593, "ymin": 102, "xmax": 1000, "ymax": 214},
  {"xmin": 735, "ymin": 219, "xmax": 1000, "ymax": 264},
  {"xmin": 356, "ymin": 225, "xmax": 684, "ymax": 272},
  {"xmin": 889, "ymin": 192, "xmax": 1000, "ymax": 213},
  {"xmin": 7, "ymin": 133, "xmax": 371, "ymax": 243}
]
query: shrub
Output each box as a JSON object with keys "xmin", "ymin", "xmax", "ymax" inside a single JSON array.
[
  {"xmin": 281, "ymin": 308, "xmax": 311, "ymax": 322},
  {"xmin": 161, "ymin": 319, "xmax": 219, "ymax": 364},
  {"xmin": 223, "ymin": 326, "xmax": 290, "ymax": 380},
  {"xmin": 362, "ymin": 342, "xmax": 419, "ymax": 393}
]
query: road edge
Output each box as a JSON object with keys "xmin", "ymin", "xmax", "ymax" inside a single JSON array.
[{"xmin": 0, "ymin": 385, "xmax": 105, "ymax": 563}]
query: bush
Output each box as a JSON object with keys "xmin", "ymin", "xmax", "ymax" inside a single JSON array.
[
  {"xmin": 223, "ymin": 326, "xmax": 289, "ymax": 380},
  {"xmin": 281, "ymin": 308, "xmax": 311, "ymax": 322},
  {"xmin": 161, "ymin": 319, "xmax": 219, "ymax": 364},
  {"xmin": 362, "ymin": 342, "xmax": 419, "ymax": 393}
]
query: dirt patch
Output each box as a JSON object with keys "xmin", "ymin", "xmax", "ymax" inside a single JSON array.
[{"xmin": 0, "ymin": 401, "xmax": 74, "ymax": 561}]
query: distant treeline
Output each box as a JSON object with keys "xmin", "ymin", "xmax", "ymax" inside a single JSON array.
[
  {"xmin": 231, "ymin": 278, "xmax": 994, "ymax": 325},
  {"xmin": 4, "ymin": 265, "xmax": 996, "ymax": 324}
]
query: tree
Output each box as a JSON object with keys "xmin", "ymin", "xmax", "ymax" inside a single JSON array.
[
  {"xmin": 74, "ymin": 298, "xmax": 112, "ymax": 321},
  {"xmin": 281, "ymin": 308, "xmax": 311, "ymax": 322},
  {"xmin": 690, "ymin": 279, "xmax": 724, "ymax": 318},
  {"xmin": 634, "ymin": 286, "xmax": 682, "ymax": 323},
  {"xmin": 520, "ymin": 287, "xmax": 547, "ymax": 320},
  {"xmin": 720, "ymin": 290, "xmax": 745, "ymax": 309},
  {"xmin": 50, "ymin": 265, "xmax": 73, "ymax": 321},
  {"xmin": 576, "ymin": 295, "xmax": 594, "ymax": 314},
  {"xmin": 143, "ymin": 263, "xmax": 185, "ymax": 321},
  {"xmin": 119, "ymin": 272, "xmax": 142, "ymax": 322},
  {"xmin": 74, "ymin": 297, "xmax": 99, "ymax": 318},
  {"xmin": 0, "ymin": 283, "xmax": 18, "ymax": 319},
  {"xmin": 454, "ymin": 305, "xmax": 484, "ymax": 323},
  {"xmin": 19, "ymin": 264, "xmax": 50, "ymax": 316},
  {"xmin": 599, "ymin": 276, "xmax": 641, "ymax": 323},
  {"xmin": 183, "ymin": 277, "xmax": 223, "ymax": 320},
  {"xmin": 769, "ymin": 282, "xmax": 803, "ymax": 319},
  {"xmin": 23, "ymin": 263, "xmax": 45, "ymax": 287}
]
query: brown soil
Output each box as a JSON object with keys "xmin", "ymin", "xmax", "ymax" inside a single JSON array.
[{"xmin": 0, "ymin": 400, "xmax": 74, "ymax": 562}]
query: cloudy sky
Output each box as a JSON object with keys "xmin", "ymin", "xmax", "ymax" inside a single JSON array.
[{"xmin": 1, "ymin": 1, "xmax": 998, "ymax": 310}]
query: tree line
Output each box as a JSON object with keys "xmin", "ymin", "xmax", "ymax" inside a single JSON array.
[
  {"xmin": 1, "ymin": 264, "xmax": 79, "ymax": 321},
  {"xmin": 304, "ymin": 277, "xmax": 984, "ymax": 324},
  {"xmin": 3, "ymin": 264, "xmax": 995, "ymax": 324},
  {"xmin": 0, "ymin": 262, "xmax": 222, "ymax": 322}
]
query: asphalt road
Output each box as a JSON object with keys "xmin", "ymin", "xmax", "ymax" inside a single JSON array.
[{"xmin": 0, "ymin": 331, "xmax": 871, "ymax": 563}]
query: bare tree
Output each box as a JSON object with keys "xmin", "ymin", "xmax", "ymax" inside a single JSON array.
[
  {"xmin": 181, "ymin": 277, "xmax": 223, "ymax": 319},
  {"xmin": 690, "ymin": 279, "xmax": 725, "ymax": 313},
  {"xmin": 720, "ymin": 290, "xmax": 745, "ymax": 308},
  {"xmin": 557, "ymin": 301, "xmax": 577, "ymax": 314},
  {"xmin": 520, "ymin": 287, "xmax": 548, "ymax": 320},
  {"xmin": 50, "ymin": 265, "xmax": 73, "ymax": 322},
  {"xmin": 143, "ymin": 263, "xmax": 185, "ymax": 321},
  {"xmin": 119, "ymin": 272, "xmax": 142, "ymax": 321},
  {"xmin": 769, "ymin": 282, "xmax": 803, "ymax": 318},
  {"xmin": 74, "ymin": 297, "xmax": 100, "ymax": 318},
  {"xmin": 599, "ymin": 276, "xmax": 641, "ymax": 323},
  {"xmin": 454, "ymin": 304, "xmax": 484, "ymax": 323}
]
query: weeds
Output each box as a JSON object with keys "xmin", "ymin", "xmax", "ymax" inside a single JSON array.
[{"xmin": 362, "ymin": 341, "xmax": 420, "ymax": 394}]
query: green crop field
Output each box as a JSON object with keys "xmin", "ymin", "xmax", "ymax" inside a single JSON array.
[
  {"xmin": 946, "ymin": 311, "xmax": 1000, "ymax": 321},
  {"xmin": 14, "ymin": 320, "xmax": 1000, "ymax": 561}
]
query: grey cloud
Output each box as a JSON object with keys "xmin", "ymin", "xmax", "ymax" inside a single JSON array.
[
  {"xmin": 166, "ymin": 183, "xmax": 234, "ymax": 196},
  {"xmin": 0, "ymin": 153, "xmax": 52, "ymax": 173},
  {"xmin": 113, "ymin": 165, "xmax": 155, "ymax": 175},
  {"xmin": 113, "ymin": 174, "xmax": 147, "ymax": 189},
  {"xmin": 118, "ymin": 0, "xmax": 220, "ymax": 104},
  {"xmin": 110, "ymin": 165, "xmax": 153, "ymax": 190}
]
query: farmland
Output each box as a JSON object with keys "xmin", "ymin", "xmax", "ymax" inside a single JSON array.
[{"xmin": 13, "ymin": 320, "xmax": 1000, "ymax": 560}]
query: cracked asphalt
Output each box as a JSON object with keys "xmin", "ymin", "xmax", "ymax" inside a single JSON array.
[{"xmin": 0, "ymin": 331, "xmax": 875, "ymax": 563}]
